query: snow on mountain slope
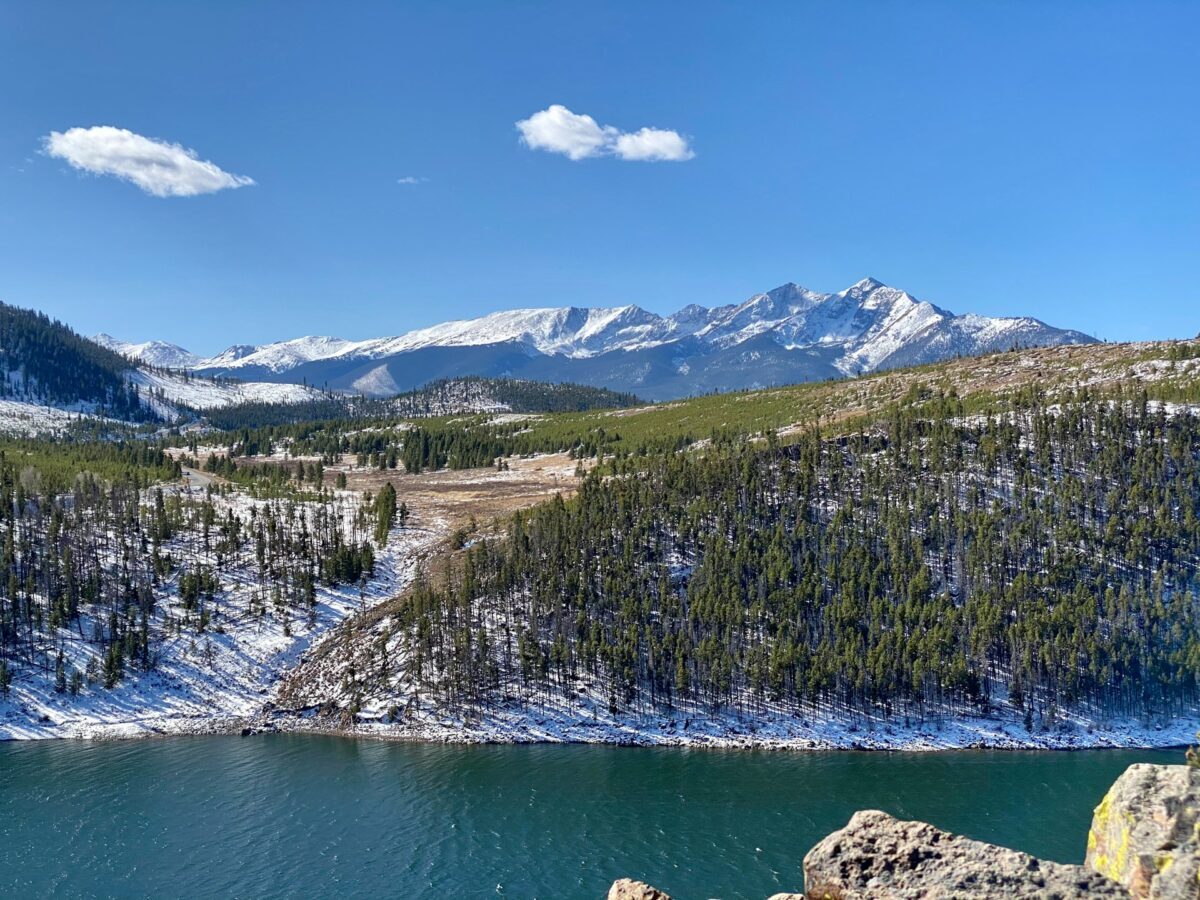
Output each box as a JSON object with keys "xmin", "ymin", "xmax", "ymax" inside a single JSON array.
[
  {"xmin": 203, "ymin": 335, "xmax": 363, "ymax": 373},
  {"xmin": 0, "ymin": 371, "xmax": 327, "ymax": 434},
  {"xmin": 373, "ymin": 304, "xmax": 678, "ymax": 358},
  {"xmin": 97, "ymin": 332, "xmax": 364, "ymax": 375},
  {"xmin": 350, "ymin": 364, "xmax": 402, "ymax": 396},
  {"xmin": 100, "ymin": 278, "xmax": 1095, "ymax": 399},
  {"xmin": 692, "ymin": 282, "xmax": 829, "ymax": 347},
  {"xmin": 92, "ymin": 334, "xmax": 349, "ymax": 409},
  {"xmin": 129, "ymin": 370, "xmax": 325, "ymax": 413},
  {"xmin": 94, "ymin": 333, "xmax": 203, "ymax": 369},
  {"xmin": 206, "ymin": 305, "xmax": 682, "ymax": 368}
]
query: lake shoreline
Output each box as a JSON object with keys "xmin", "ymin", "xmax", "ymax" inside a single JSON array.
[{"xmin": 3, "ymin": 706, "xmax": 1195, "ymax": 751}]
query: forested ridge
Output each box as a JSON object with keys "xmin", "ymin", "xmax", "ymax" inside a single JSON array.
[
  {"xmin": 0, "ymin": 302, "xmax": 150, "ymax": 421},
  {"xmin": 371, "ymin": 389, "xmax": 1200, "ymax": 728},
  {"xmin": 199, "ymin": 377, "xmax": 639, "ymax": 430},
  {"xmin": 394, "ymin": 377, "xmax": 640, "ymax": 414}
]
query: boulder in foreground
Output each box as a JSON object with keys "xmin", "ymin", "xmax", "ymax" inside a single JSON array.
[
  {"xmin": 608, "ymin": 762, "xmax": 1200, "ymax": 898},
  {"xmin": 607, "ymin": 878, "xmax": 671, "ymax": 900},
  {"xmin": 802, "ymin": 809, "xmax": 1126, "ymax": 898},
  {"xmin": 1086, "ymin": 763, "xmax": 1199, "ymax": 899}
]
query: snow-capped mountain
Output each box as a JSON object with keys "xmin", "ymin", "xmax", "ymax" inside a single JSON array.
[
  {"xmin": 93, "ymin": 334, "xmax": 328, "ymax": 410},
  {"xmin": 202, "ymin": 336, "xmax": 363, "ymax": 373},
  {"xmin": 94, "ymin": 334, "xmax": 204, "ymax": 370},
  {"xmin": 96, "ymin": 278, "xmax": 1096, "ymax": 400}
]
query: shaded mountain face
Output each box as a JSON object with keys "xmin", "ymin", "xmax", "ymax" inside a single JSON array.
[{"xmin": 96, "ymin": 278, "xmax": 1096, "ymax": 400}]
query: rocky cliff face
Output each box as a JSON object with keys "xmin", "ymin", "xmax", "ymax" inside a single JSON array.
[{"xmin": 608, "ymin": 763, "xmax": 1200, "ymax": 899}]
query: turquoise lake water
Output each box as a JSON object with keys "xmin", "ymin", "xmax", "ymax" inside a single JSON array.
[{"xmin": 0, "ymin": 736, "xmax": 1179, "ymax": 898}]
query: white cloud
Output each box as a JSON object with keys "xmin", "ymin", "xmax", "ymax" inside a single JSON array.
[
  {"xmin": 516, "ymin": 104, "xmax": 693, "ymax": 162},
  {"xmin": 612, "ymin": 127, "xmax": 695, "ymax": 162},
  {"xmin": 43, "ymin": 126, "xmax": 255, "ymax": 197},
  {"xmin": 516, "ymin": 105, "xmax": 615, "ymax": 160},
  {"xmin": 396, "ymin": 176, "xmax": 428, "ymax": 185}
]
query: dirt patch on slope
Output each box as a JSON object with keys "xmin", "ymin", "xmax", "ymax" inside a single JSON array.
[
  {"xmin": 274, "ymin": 454, "xmax": 584, "ymax": 707},
  {"xmin": 334, "ymin": 451, "xmax": 582, "ymax": 534}
]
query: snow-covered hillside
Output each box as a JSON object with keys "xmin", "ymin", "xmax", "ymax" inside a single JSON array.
[
  {"xmin": 0, "ymin": 369, "xmax": 328, "ymax": 435},
  {"xmin": 0, "ymin": 398, "xmax": 120, "ymax": 436},
  {"xmin": 129, "ymin": 369, "xmax": 325, "ymax": 413},
  {"xmin": 0, "ymin": 479, "xmax": 441, "ymax": 740},
  {"xmin": 96, "ymin": 277, "xmax": 1095, "ymax": 400}
]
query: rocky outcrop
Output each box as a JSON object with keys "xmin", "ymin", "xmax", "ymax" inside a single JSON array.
[
  {"xmin": 608, "ymin": 762, "xmax": 1200, "ymax": 899},
  {"xmin": 1086, "ymin": 763, "xmax": 1199, "ymax": 899},
  {"xmin": 607, "ymin": 879, "xmax": 671, "ymax": 900},
  {"xmin": 801, "ymin": 809, "xmax": 1125, "ymax": 898}
]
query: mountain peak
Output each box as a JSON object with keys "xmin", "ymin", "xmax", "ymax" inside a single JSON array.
[
  {"xmin": 763, "ymin": 282, "xmax": 823, "ymax": 304},
  {"xmin": 847, "ymin": 276, "xmax": 885, "ymax": 293},
  {"xmin": 92, "ymin": 333, "xmax": 201, "ymax": 369},
  {"xmin": 216, "ymin": 344, "xmax": 258, "ymax": 361}
]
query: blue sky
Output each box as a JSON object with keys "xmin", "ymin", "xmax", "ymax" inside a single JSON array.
[{"xmin": 1, "ymin": 2, "xmax": 1196, "ymax": 353}]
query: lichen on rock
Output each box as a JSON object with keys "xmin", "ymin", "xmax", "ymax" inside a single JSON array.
[{"xmin": 1085, "ymin": 763, "xmax": 1199, "ymax": 899}]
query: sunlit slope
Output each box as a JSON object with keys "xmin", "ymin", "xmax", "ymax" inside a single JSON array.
[{"xmin": 452, "ymin": 339, "xmax": 1200, "ymax": 453}]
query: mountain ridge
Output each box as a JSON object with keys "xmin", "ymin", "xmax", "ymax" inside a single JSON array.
[{"xmin": 94, "ymin": 278, "xmax": 1096, "ymax": 400}]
